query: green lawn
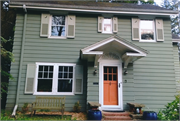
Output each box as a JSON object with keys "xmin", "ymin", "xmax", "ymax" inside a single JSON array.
[{"xmin": 1, "ymin": 110, "xmax": 72, "ymax": 120}]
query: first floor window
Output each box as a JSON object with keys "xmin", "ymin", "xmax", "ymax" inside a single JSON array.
[
  {"xmin": 140, "ymin": 20, "xmax": 155, "ymax": 41},
  {"xmin": 34, "ymin": 63, "xmax": 75, "ymax": 95}
]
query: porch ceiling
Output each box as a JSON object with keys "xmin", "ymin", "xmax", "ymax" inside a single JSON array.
[{"xmin": 81, "ymin": 35, "xmax": 148, "ymax": 68}]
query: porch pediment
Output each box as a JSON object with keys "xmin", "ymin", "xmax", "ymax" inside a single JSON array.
[{"xmin": 81, "ymin": 35, "xmax": 148, "ymax": 68}]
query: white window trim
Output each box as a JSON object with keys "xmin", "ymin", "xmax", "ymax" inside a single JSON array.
[
  {"xmin": 33, "ymin": 62, "xmax": 76, "ymax": 95},
  {"xmin": 139, "ymin": 19, "xmax": 156, "ymax": 42},
  {"xmin": 102, "ymin": 18, "xmax": 113, "ymax": 34},
  {"xmin": 48, "ymin": 15, "xmax": 67, "ymax": 39}
]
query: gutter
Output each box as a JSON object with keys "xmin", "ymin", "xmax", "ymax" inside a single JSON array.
[
  {"xmin": 12, "ymin": 4, "xmax": 27, "ymax": 117},
  {"xmin": 9, "ymin": 5, "xmax": 177, "ymax": 16}
]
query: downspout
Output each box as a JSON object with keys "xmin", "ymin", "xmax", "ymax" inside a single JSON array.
[{"xmin": 12, "ymin": 4, "xmax": 27, "ymax": 117}]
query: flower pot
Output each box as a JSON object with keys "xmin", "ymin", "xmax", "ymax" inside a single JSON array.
[
  {"xmin": 143, "ymin": 111, "xmax": 157, "ymax": 120},
  {"xmin": 88, "ymin": 110, "xmax": 102, "ymax": 120}
]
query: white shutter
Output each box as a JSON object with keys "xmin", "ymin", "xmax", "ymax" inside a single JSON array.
[
  {"xmin": 67, "ymin": 15, "xmax": 76, "ymax": 38},
  {"xmin": 98, "ymin": 16, "xmax": 103, "ymax": 32},
  {"xmin": 40, "ymin": 14, "xmax": 50, "ymax": 37},
  {"xmin": 25, "ymin": 64, "xmax": 36, "ymax": 94},
  {"xmin": 156, "ymin": 19, "xmax": 164, "ymax": 41},
  {"xmin": 74, "ymin": 65, "xmax": 83, "ymax": 94},
  {"xmin": 132, "ymin": 18, "xmax": 140, "ymax": 40},
  {"xmin": 113, "ymin": 17, "xmax": 118, "ymax": 33}
]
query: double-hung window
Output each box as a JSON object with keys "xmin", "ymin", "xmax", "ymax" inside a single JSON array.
[
  {"xmin": 34, "ymin": 63, "xmax": 75, "ymax": 95},
  {"xmin": 140, "ymin": 20, "xmax": 155, "ymax": 42},
  {"xmin": 103, "ymin": 18, "xmax": 112, "ymax": 33},
  {"xmin": 51, "ymin": 15, "xmax": 66, "ymax": 37}
]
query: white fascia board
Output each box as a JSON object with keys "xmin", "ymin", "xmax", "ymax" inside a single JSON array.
[
  {"xmin": 122, "ymin": 52, "xmax": 146, "ymax": 59},
  {"xmin": 126, "ymin": 52, "xmax": 146, "ymax": 57},
  {"xmin": 82, "ymin": 51, "xmax": 103, "ymax": 55},
  {"xmin": 9, "ymin": 5, "xmax": 177, "ymax": 16}
]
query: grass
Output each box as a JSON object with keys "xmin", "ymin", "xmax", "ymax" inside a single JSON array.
[{"xmin": 1, "ymin": 110, "xmax": 72, "ymax": 120}]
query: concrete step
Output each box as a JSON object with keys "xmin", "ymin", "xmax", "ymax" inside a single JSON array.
[
  {"xmin": 102, "ymin": 111, "xmax": 130, "ymax": 116},
  {"xmin": 103, "ymin": 116, "xmax": 132, "ymax": 120}
]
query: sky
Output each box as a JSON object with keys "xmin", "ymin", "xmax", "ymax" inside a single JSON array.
[{"xmin": 154, "ymin": 0, "xmax": 163, "ymax": 6}]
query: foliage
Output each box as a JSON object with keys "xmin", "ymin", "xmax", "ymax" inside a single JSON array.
[
  {"xmin": 73, "ymin": 101, "xmax": 81, "ymax": 113},
  {"xmin": 161, "ymin": 0, "xmax": 179, "ymax": 35},
  {"xmin": 1, "ymin": 110, "xmax": 72, "ymax": 120},
  {"xmin": 157, "ymin": 95, "xmax": 180, "ymax": 120},
  {"xmin": 22, "ymin": 103, "xmax": 28, "ymax": 108},
  {"xmin": 1, "ymin": 37, "xmax": 14, "ymax": 98},
  {"xmin": 109, "ymin": 0, "xmax": 154, "ymax": 4}
]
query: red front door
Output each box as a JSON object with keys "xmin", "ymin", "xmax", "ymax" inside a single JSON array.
[{"xmin": 103, "ymin": 66, "xmax": 118, "ymax": 105}]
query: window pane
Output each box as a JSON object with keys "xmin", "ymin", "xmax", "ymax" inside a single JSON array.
[
  {"xmin": 69, "ymin": 67, "xmax": 73, "ymax": 72},
  {"xmin": 44, "ymin": 72, "xmax": 48, "ymax": 78},
  {"xmin": 44, "ymin": 66, "xmax": 48, "ymax": 71},
  {"xmin": 49, "ymin": 73, "xmax": 53, "ymax": 78},
  {"xmin": 38, "ymin": 72, "xmax": 42, "ymax": 78},
  {"xmin": 51, "ymin": 26, "xmax": 65, "ymax": 37},
  {"xmin": 37, "ymin": 79, "xmax": 52, "ymax": 92},
  {"xmin": 109, "ymin": 67, "xmax": 112, "ymax": 73},
  {"xmin": 39, "ymin": 66, "xmax": 43, "ymax": 71},
  {"xmin": 52, "ymin": 16, "xmax": 65, "ymax": 26},
  {"xmin": 59, "ymin": 66, "xmax": 63, "ymax": 72},
  {"xmin": 113, "ymin": 75, "xmax": 117, "ymax": 81},
  {"xmin": 58, "ymin": 79, "xmax": 72, "ymax": 92},
  {"xmin": 58, "ymin": 73, "xmax": 63, "ymax": 78},
  {"xmin": 104, "ymin": 67, "xmax": 107, "ymax": 73},
  {"xmin": 64, "ymin": 67, "xmax": 68, "ymax": 72},
  {"xmin": 69, "ymin": 73, "xmax": 73, "ymax": 78},
  {"xmin": 113, "ymin": 67, "xmax": 117, "ymax": 73},
  {"xmin": 109, "ymin": 75, "xmax": 112, "ymax": 81},
  {"xmin": 140, "ymin": 20, "xmax": 154, "ymax": 40},
  {"xmin": 104, "ymin": 74, "xmax": 107, "ymax": 80},
  {"xmin": 49, "ymin": 66, "xmax": 53, "ymax": 71},
  {"xmin": 64, "ymin": 73, "xmax": 68, "ymax": 78}
]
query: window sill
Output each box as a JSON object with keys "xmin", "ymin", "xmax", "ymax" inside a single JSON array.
[
  {"xmin": 48, "ymin": 36, "xmax": 67, "ymax": 39},
  {"xmin": 139, "ymin": 40, "xmax": 156, "ymax": 42},
  {"xmin": 33, "ymin": 92, "xmax": 74, "ymax": 95}
]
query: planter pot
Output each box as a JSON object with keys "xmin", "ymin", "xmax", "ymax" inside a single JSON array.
[
  {"xmin": 88, "ymin": 110, "xmax": 102, "ymax": 120},
  {"xmin": 143, "ymin": 111, "xmax": 157, "ymax": 120}
]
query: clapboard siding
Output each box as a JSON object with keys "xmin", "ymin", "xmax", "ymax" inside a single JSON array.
[
  {"xmin": 6, "ymin": 12, "xmax": 177, "ymax": 113},
  {"xmin": 6, "ymin": 14, "xmax": 24, "ymax": 110},
  {"xmin": 173, "ymin": 45, "xmax": 180, "ymax": 94}
]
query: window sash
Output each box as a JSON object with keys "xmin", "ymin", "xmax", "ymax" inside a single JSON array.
[
  {"xmin": 34, "ymin": 63, "xmax": 75, "ymax": 95},
  {"xmin": 102, "ymin": 18, "xmax": 112, "ymax": 33},
  {"xmin": 49, "ymin": 15, "xmax": 67, "ymax": 38},
  {"xmin": 140, "ymin": 20, "xmax": 155, "ymax": 42}
]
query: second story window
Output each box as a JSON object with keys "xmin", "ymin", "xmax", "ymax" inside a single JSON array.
[
  {"xmin": 103, "ymin": 18, "xmax": 112, "ymax": 33},
  {"xmin": 140, "ymin": 20, "xmax": 155, "ymax": 41},
  {"xmin": 51, "ymin": 16, "xmax": 66, "ymax": 37}
]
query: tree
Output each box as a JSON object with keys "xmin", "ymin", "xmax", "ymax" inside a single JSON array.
[
  {"xmin": 1, "ymin": 1, "xmax": 16, "ymax": 109},
  {"xmin": 161, "ymin": 0, "xmax": 179, "ymax": 35}
]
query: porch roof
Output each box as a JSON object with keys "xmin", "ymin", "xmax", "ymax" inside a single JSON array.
[{"xmin": 81, "ymin": 35, "xmax": 148, "ymax": 68}]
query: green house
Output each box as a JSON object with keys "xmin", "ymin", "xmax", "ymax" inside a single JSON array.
[{"xmin": 6, "ymin": 1, "xmax": 180, "ymax": 112}]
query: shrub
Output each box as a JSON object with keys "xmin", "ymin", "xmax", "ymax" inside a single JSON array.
[{"xmin": 157, "ymin": 95, "xmax": 180, "ymax": 120}]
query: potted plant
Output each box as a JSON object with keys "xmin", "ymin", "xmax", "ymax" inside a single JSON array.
[
  {"xmin": 22, "ymin": 103, "xmax": 29, "ymax": 113},
  {"xmin": 73, "ymin": 101, "xmax": 81, "ymax": 113}
]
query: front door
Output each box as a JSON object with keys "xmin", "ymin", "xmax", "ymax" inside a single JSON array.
[
  {"xmin": 99, "ymin": 60, "xmax": 123, "ymax": 111},
  {"xmin": 103, "ymin": 66, "xmax": 118, "ymax": 105}
]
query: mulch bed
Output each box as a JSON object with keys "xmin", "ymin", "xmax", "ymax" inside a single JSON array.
[{"xmin": 25, "ymin": 111, "xmax": 87, "ymax": 120}]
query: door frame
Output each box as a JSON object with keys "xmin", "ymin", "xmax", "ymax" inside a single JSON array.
[{"xmin": 99, "ymin": 59, "xmax": 123, "ymax": 111}]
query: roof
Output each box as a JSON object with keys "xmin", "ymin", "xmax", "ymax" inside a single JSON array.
[
  {"xmin": 10, "ymin": 1, "xmax": 177, "ymax": 15},
  {"xmin": 172, "ymin": 34, "xmax": 180, "ymax": 43}
]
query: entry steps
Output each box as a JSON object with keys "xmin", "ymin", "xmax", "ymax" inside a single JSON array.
[{"xmin": 102, "ymin": 111, "xmax": 132, "ymax": 120}]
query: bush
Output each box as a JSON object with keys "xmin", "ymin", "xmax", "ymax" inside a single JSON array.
[{"xmin": 157, "ymin": 95, "xmax": 180, "ymax": 120}]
